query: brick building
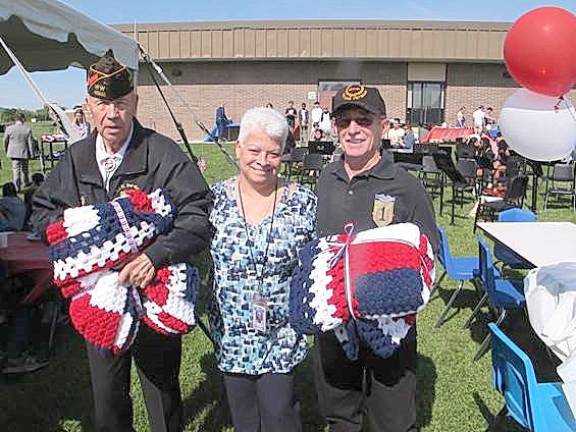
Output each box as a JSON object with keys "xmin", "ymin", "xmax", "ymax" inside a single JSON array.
[{"xmin": 112, "ymin": 20, "xmax": 572, "ymax": 141}]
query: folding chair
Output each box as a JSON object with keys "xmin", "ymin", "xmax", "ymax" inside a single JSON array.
[
  {"xmin": 473, "ymin": 238, "xmax": 525, "ymax": 361},
  {"xmin": 434, "ymin": 226, "xmax": 478, "ymax": 328},
  {"xmin": 283, "ymin": 146, "xmax": 308, "ymax": 179},
  {"xmin": 543, "ymin": 162, "xmax": 576, "ymax": 212},
  {"xmin": 420, "ymin": 155, "xmax": 444, "ymax": 215},
  {"xmin": 489, "ymin": 323, "xmax": 576, "ymax": 431},
  {"xmin": 473, "ymin": 175, "xmax": 529, "ymax": 232},
  {"xmin": 299, "ymin": 153, "xmax": 324, "ymax": 186}
]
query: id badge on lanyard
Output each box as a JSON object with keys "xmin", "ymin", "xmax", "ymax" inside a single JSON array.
[{"xmin": 252, "ymin": 292, "xmax": 269, "ymax": 333}]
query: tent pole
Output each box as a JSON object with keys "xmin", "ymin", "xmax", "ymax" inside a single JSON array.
[
  {"xmin": 0, "ymin": 34, "xmax": 73, "ymax": 140},
  {"xmin": 138, "ymin": 45, "xmax": 238, "ymax": 171}
]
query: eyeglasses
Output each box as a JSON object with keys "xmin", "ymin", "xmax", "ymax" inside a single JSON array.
[{"xmin": 334, "ymin": 116, "xmax": 375, "ymax": 129}]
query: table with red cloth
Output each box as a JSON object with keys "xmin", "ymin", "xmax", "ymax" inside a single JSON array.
[
  {"xmin": 0, "ymin": 232, "xmax": 53, "ymax": 304},
  {"xmin": 420, "ymin": 127, "xmax": 475, "ymax": 144}
]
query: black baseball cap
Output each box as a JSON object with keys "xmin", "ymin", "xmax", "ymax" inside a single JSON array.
[{"xmin": 332, "ymin": 85, "xmax": 386, "ymax": 117}]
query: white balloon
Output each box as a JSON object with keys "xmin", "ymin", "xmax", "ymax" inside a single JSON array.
[{"xmin": 499, "ymin": 88, "xmax": 576, "ymax": 161}]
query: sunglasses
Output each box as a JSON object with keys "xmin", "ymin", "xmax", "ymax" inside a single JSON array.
[{"xmin": 334, "ymin": 116, "xmax": 375, "ymax": 128}]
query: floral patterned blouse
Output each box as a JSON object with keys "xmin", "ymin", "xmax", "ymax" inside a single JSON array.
[{"xmin": 208, "ymin": 177, "xmax": 317, "ymax": 375}]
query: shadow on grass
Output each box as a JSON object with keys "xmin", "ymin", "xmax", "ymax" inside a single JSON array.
[
  {"xmin": 0, "ymin": 327, "xmax": 93, "ymax": 432},
  {"xmin": 473, "ymin": 392, "xmax": 525, "ymax": 432},
  {"xmin": 434, "ymin": 284, "xmax": 484, "ymax": 327},
  {"xmin": 295, "ymin": 350, "xmax": 326, "ymax": 432},
  {"xmin": 182, "ymin": 351, "xmax": 232, "ymax": 432}
]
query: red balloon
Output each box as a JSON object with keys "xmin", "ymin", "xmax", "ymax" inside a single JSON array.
[{"xmin": 504, "ymin": 7, "xmax": 576, "ymax": 96}]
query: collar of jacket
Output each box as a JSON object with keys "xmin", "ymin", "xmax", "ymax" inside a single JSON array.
[
  {"xmin": 332, "ymin": 150, "xmax": 396, "ymax": 182},
  {"xmin": 76, "ymin": 119, "xmax": 148, "ymax": 187}
]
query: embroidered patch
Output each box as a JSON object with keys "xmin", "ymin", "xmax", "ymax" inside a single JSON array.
[
  {"xmin": 372, "ymin": 194, "xmax": 395, "ymax": 227},
  {"xmin": 342, "ymin": 85, "xmax": 368, "ymax": 101}
]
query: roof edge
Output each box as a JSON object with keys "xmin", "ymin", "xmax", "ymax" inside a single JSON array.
[{"xmin": 112, "ymin": 19, "xmax": 511, "ymax": 32}]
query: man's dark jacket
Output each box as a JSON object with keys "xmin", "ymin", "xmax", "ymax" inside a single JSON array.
[{"xmin": 31, "ymin": 120, "xmax": 214, "ymax": 267}]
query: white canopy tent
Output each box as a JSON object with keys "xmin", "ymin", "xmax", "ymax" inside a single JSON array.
[{"xmin": 0, "ymin": 0, "xmax": 138, "ymax": 75}]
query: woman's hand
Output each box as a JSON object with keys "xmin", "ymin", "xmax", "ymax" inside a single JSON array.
[{"xmin": 118, "ymin": 253, "xmax": 155, "ymax": 289}]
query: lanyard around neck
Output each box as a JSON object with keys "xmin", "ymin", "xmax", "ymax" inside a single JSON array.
[{"xmin": 237, "ymin": 177, "xmax": 279, "ymax": 288}]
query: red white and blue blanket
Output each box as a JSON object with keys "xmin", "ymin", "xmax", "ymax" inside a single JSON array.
[
  {"xmin": 289, "ymin": 223, "xmax": 435, "ymax": 360},
  {"xmin": 46, "ymin": 189, "xmax": 198, "ymax": 354}
]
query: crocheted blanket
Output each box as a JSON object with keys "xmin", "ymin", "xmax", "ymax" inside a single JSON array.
[
  {"xmin": 289, "ymin": 223, "xmax": 435, "ymax": 360},
  {"xmin": 46, "ymin": 189, "xmax": 199, "ymax": 354}
]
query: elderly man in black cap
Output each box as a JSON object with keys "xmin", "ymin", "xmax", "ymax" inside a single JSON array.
[
  {"xmin": 32, "ymin": 50, "xmax": 214, "ymax": 432},
  {"xmin": 314, "ymin": 85, "xmax": 439, "ymax": 432}
]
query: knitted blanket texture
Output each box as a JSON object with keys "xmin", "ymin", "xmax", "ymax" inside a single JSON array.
[
  {"xmin": 47, "ymin": 189, "xmax": 198, "ymax": 354},
  {"xmin": 289, "ymin": 223, "xmax": 435, "ymax": 360}
]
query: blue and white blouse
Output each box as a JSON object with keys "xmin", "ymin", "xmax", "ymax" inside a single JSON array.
[{"xmin": 208, "ymin": 177, "xmax": 317, "ymax": 375}]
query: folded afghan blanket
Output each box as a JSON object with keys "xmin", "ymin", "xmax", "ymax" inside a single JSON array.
[
  {"xmin": 289, "ymin": 223, "xmax": 435, "ymax": 360},
  {"xmin": 47, "ymin": 189, "xmax": 199, "ymax": 354}
]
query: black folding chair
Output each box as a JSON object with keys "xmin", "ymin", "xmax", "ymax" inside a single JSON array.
[
  {"xmin": 543, "ymin": 162, "xmax": 576, "ymax": 212},
  {"xmin": 283, "ymin": 146, "xmax": 308, "ymax": 179},
  {"xmin": 299, "ymin": 153, "xmax": 324, "ymax": 186},
  {"xmin": 393, "ymin": 151, "xmax": 423, "ymax": 172},
  {"xmin": 473, "ymin": 175, "xmax": 529, "ymax": 232},
  {"xmin": 420, "ymin": 155, "xmax": 444, "ymax": 215},
  {"xmin": 433, "ymin": 153, "xmax": 475, "ymax": 225},
  {"xmin": 456, "ymin": 142, "xmax": 475, "ymax": 161}
]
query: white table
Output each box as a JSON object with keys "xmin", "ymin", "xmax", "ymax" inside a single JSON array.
[{"xmin": 477, "ymin": 222, "xmax": 576, "ymax": 268}]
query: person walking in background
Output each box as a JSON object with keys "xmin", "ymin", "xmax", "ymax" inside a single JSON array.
[
  {"xmin": 472, "ymin": 105, "xmax": 485, "ymax": 135},
  {"xmin": 310, "ymin": 101, "xmax": 323, "ymax": 130},
  {"xmin": 388, "ymin": 120, "xmax": 405, "ymax": 148},
  {"xmin": 3, "ymin": 113, "xmax": 35, "ymax": 192},
  {"xmin": 456, "ymin": 106, "xmax": 466, "ymax": 127},
  {"xmin": 208, "ymin": 107, "xmax": 316, "ymax": 432},
  {"xmin": 402, "ymin": 123, "xmax": 415, "ymax": 152},
  {"xmin": 298, "ymin": 102, "xmax": 309, "ymax": 144},
  {"xmin": 319, "ymin": 107, "xmax": 332, "ymax": 138},
  {"xmin": 216, "ymin": 103, "xmax": 229, "ymax": 142},
  {"xmin": 72, "ymin": 108, "xmax": 91, "ymax": 140},
  {"xmin": 285, "ymin": 100, "xmax": 297, "ymax": 133}
]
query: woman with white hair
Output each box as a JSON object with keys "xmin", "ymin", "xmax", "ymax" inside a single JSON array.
[{"xmin": 208, "ymin": 107, "xmax": 316, "ymax": 432}]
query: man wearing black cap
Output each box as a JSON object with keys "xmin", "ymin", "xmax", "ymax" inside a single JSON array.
[
  {"xmin": 32, "ymin": 50, "xmax": 214, "ymax": 432},
  {"xmin": 314, "ymin": 85, "xmax": 438, "ymax": 432}
]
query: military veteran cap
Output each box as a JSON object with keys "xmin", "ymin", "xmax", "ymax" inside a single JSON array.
[
  {"xmin": 87, "ymin": 49, "xmax": 133, "ymax": 100},
  {"xmin": 332, "ymin": 85, "xmax": 386, "ymax": 117}
]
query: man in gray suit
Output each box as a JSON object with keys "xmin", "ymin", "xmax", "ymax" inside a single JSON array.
[{"xmin": 3, "ymin": 113, "xmax": 35, "ymax": 191}]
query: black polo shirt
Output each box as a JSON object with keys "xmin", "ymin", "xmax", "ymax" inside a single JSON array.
[{"xmin": 316, "ymin": 151, "xmax": 439, "ymax": 253}]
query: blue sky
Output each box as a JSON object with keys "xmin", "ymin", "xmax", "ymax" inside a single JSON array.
[{"xmin": 2, "ymin": 0, "xmax": 575, "ymax": 109}]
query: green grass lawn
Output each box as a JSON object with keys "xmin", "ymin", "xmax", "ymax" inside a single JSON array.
[{"xmin": 0, "ymin": 129, "xmax": 574, "ymax": 431}]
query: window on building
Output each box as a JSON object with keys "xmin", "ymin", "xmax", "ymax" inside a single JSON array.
[
  {"xmin": 406, "ymin": 82, "xmax": 445, "ymax": 127},
  {"xmin": 317, "ymin": 80, "xmax": 361, "ymax": 110}
]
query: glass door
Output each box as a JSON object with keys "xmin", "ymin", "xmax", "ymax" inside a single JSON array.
[{"xmin": 406, "ymin": 82, "xmax": 445, "ymax": 127}]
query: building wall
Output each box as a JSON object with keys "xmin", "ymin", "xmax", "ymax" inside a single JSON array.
[
  {"xmin": 136, "ymin": 59, "xmax": 575, "ymax": 141},
  {"xmin": 137, "ymin": 60, "xmax": 407, "ymax": 140},
  {"xmin": 445, "ymin": 63, "xmax": 519, "ymax": 127}
]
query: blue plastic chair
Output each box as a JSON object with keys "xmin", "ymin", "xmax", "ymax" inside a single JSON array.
[
  {"xmin": 494, "ymin": 208, "xmax": 537, "ymax": 270},
  {"xmin": 489, "ymin": 323, "xmax": 576, "ymax": 431},
  {"xmin": 434, "ymin": 226, "xmax": 478, "ymax": 328},
  {"xmin": 473, "ymin": 238, "xmax": 525, "ymax": 361}
]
